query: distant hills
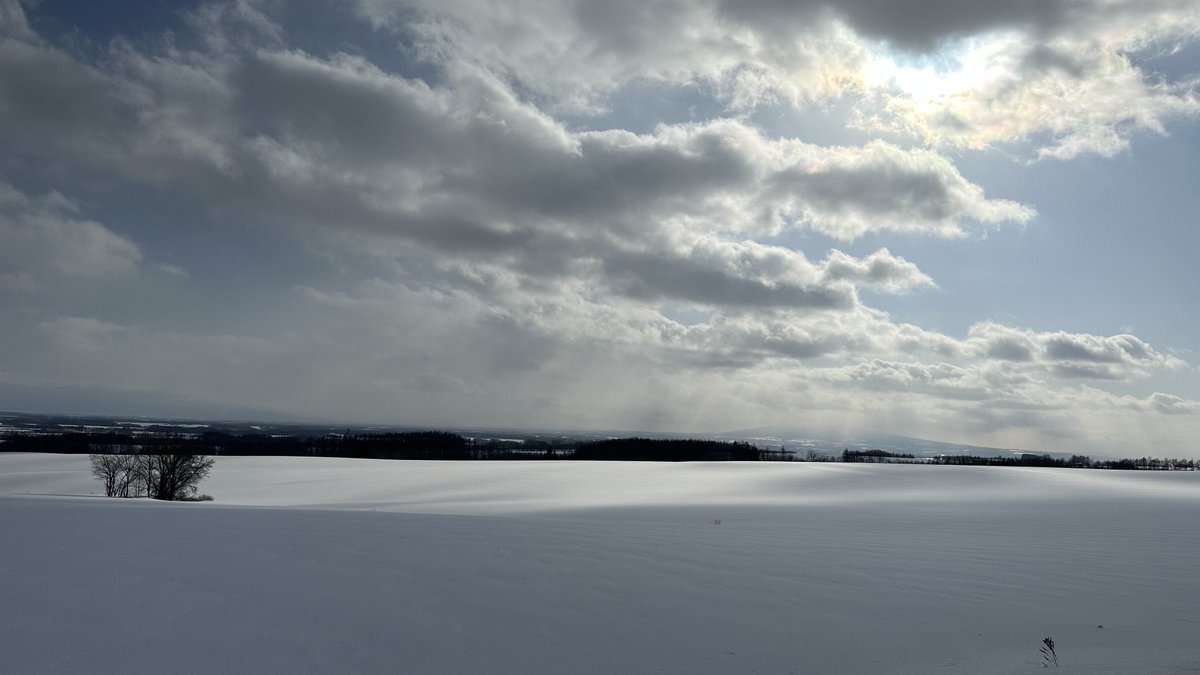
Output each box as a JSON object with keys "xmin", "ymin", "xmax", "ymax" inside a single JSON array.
[{"xmin": 0, "ymin": 411, "xmax": 1051, "ymax": 459}]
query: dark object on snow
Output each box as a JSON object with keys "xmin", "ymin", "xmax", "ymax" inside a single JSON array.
[{"xmin": 1040, "ymin": 636, "xmax": 1059, "ymax": 667}]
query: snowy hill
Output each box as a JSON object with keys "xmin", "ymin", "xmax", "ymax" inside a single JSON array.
[{"xmin": 2, "ymin": 453, "xmax": 1198, "ymax": 673}]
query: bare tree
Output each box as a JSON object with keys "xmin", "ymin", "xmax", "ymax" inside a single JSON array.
[
  {"xmin": 89, "ymin": 450, "xmax": 214, "ymax": 500},
  {"xmin": 90, "ymin": 453, "xmax": 126, "ymax": 497},
  {"xmin": 89, "ymin": 450, "xmax": 143, "ymax": 497},
  {"xmin": 131, "ymin": 452, "xmax": 151, "ymax": 498},
  {"xmin": 146, "ymin": 453, "xmax": 215, "ymax": 501}
]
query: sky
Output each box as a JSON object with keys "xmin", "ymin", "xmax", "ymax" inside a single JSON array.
[{"xmin": 0, "ymin": 0, "xmax": 1198, "ymax": 456}]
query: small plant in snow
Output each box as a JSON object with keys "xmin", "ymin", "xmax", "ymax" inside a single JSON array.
[{"xmin": 1040, "ymin": 636, "xmax": 1059, "ymax": 667}]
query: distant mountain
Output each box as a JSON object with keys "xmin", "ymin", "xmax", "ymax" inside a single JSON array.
[{"xmin": 3, "ymin": 410, "xmax": 1075, "ymax": 460}]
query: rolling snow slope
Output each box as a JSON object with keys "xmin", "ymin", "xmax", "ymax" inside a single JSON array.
[{"xmin": 1, "ymin": 453, "xmax": 1197, "ymax": 673}]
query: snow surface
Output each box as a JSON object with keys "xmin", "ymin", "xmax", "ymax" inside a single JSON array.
[{"xmin": 1, "ymin": 453, "xmax": 1198, "ymax": 673}]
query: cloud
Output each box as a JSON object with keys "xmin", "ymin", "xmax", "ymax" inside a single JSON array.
[
  {"xmin": 0, "ymin": 0, "xmax": 1197, "ymax": 456},
  {"xmin": 39, "ymin": 316, "xmax": 129, "ymax": 352},
  {"xmin": 220, "ymin": 52, "xmax": 1032, "ymax": 244},
  {"xmin": 597, "ymin": 239, "xmax": 932, "ymax": 310},
  {"xmin": 1144, "ymin": 392, "xmax": 1200, "ymax": 415},
  {"xmin": 0, "ymin": 37, "xmax": 134, "ymax": 166},
  {"xmin": 22, "ymin": 314, "xmax": 301, "ymax": 414},
  {"xmin": 351, "ymin": 0, "xmax": 1200, "ymax": 158},
  {"xmin": 766, "ymin": 140, "xmax": 1034, "ymax": 238},
  {"xmin": 0, "ymin": 0, "xmax": 32, "ymax": 41},
  {"xmin": 861, "ymin": 7, "xmax": 1200, "ymax": 158},
  {"xmin": 9, "ymin": 274, "xmax": 1196, "ymax": 456},
  {"xmin": 600, "ymin": 249, "xmax": 851, "ymax": 310},
  {"xmin": 0, "ymin": 271, "xmax": 35, "ymax": 292},
  {"xmin": 158, "ymin": 264, "xmax": 190, "ymax": 279},
  {"xmin": 718, "ymin": 0, "xmax": 1074, "ymax": 52},
  {"xmin": 967, "ymin": 322, "xmax": 1181, "ymax": 380},
  {"xmin": 0, "ymin": 21, "xmax": 1027, "ymax": 311},
  {"xmin": 356, "ymin": 0, "xmax": 871, "ymax": 112},
  {"xmin": 819, "ymin": 248, "xmax": 935, "ymax": 294},
  {"xmin": 0, "ymin": 182, "xmax": 143, "ymax": 281}
]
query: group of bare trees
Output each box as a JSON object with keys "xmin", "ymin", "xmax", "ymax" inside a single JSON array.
[{"xmin": 89, "ymin": 450, "xmax": 214, "ymax": 501}]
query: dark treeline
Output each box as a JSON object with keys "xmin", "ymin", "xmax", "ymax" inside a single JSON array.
[
  {"xmin": 932, "ymin": 453, "xmax": 1076, "ymax": 467},
  {"xmin": 842, "ymin": 449, "xmax": 916, "ymax": 463},
  {"xmin": 3, "ymin": 431, "xmax": 323, "ymax": 457},
  {"xmin": 574, "ymin": 438, "xmax": 761, "ymax": 461},
  {"xmin": 309, "ymin": 432, "xmax": 475, "ymax": 460},
  {"xmin": 6, "ymin": 432, "xmax": 220, "ymax": 455},
  {"xmin": 3, "ymin": 431, "xmax": 762, "ymax": 461},
  {"xmin": 3, "ymin": 428, "xmax": 1195, "ymax": 468},
  {"xmin": 929, "ymin": 453, "xmax": 1197, "ymax": 470},
  {"xmin": 5, "ymin": 430, "xmax": 494, "ymax": 460},
  {"xmin": 314, "ymin": 432, "xmax": 568, "ymax": 460},
  {"xmin": 1089, "ymin": 456, "xmax": 1197, "ymax": 470},
  {"xmin": 840, "ymin": 448, "xmax": 1198, "ymax": 470}
]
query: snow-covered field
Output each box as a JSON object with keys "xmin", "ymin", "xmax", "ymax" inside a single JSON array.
[{"xmin": 2, "ymin": 453, "xmax": 1198, "ymax": 673}]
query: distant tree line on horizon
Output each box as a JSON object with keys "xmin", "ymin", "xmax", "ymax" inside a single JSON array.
[
  {"xmin": 4, "ymin": 430, "xmax": 480, "ymax": 460},
  {"xmin": 5, "ymin": 431, "xmax": 759, "ymax": 461},
  {"xmin": 841, "ymin": 449, "xmax": 917, "ymax": 463},
  {"xmin": 2, "ymin": 428, "xmax": 1195, "ymax": 468},
  {"xmin": 842, "ymin": 449, "xmax": 1197, "ymax": 470},
  {"xmin": 574, "ymin": 438, "xmax": 761, "ymax": 461}
]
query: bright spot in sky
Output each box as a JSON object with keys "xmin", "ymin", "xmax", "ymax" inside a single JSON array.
[{"xmin": 865, "ymin": 33, "xmax": 1020, "ymax": 104}]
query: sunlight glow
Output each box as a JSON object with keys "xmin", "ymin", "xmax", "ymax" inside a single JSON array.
[{"xmin": 864, "ymin": 32, "xmax": 1022, "ymax": 104}]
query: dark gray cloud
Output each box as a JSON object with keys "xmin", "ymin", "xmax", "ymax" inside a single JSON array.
[
  {"xmin": 0, "ymin": 39, "xmax": 136, "ymax": 167},
  {"xmin": 780, "ymin": 164, "xmax": 959, "ymax": 222},
  {"xmin": 0, "ymin": 12, "xmax": 1027, "ymax": 312},
  {"xmin": 1045, "ymin": 337, "xmax": 1128, "ymax": 364},
  {"xmin": 602, "ymin": 251, "xmax": 852, "ymax": 309},
  {"xmin": 719, "ymin": 0, "xmax": 1069, "ymax": 51},
  {"xmin": 984, "ymin": 339, "xmax": 1034, "ymax": 363}
]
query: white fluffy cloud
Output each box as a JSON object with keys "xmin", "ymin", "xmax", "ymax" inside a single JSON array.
[
  {"xmin": 356, "ymin": 0, "xmax": 871, "ymax": 112},
  {"xmin": 865, "ymin": 27, "xmax": 1200, "ymax": 159},
  {"xmin": 967, "ymin": 322, "xmax": 1183, "ymax": 380},
  {"xmin": 0, "ymin": 17, "xmax": 1030, "ymax": 310},
  {"xmin": 354, "ymin": 0, "xmax": 1200, "ymax": 157}
]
